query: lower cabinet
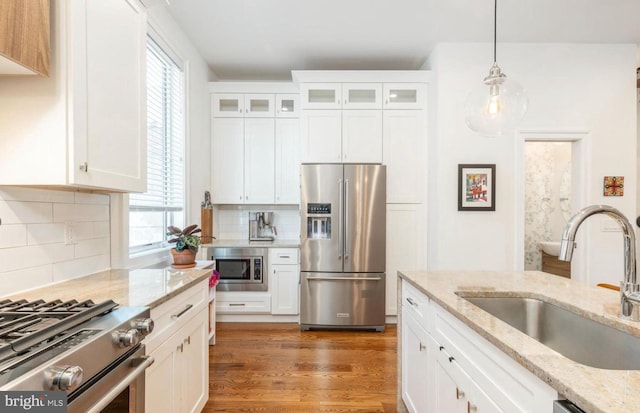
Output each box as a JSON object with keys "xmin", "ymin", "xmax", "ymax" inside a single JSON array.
[
  {"xmin": 145, "ymin": 280, "xmax": 209, "ymax": 413},
  {"xmin": 400, "ymin": 279, "xmax": 557, "ymax": 413},
  {"xmin": 269, "ymin": 248, "xmax": 300, "ymax": 315},
  {"xmin": 401, "ymin": 310, "xmax": 429, "ymax": 413}
]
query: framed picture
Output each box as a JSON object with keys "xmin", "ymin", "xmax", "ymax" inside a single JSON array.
[{"xmin": 458, "ymin": 164, "xmax": 496, "ymax": 211}]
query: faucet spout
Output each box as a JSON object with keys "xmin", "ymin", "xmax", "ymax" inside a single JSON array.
[{"xmin": 558, "ymin": 205, "xmax": 639, "ymax": 319}]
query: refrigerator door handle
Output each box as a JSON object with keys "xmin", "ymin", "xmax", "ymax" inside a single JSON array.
[
  {"xmin": 338, "ymin": 178, "xmax": 343, "ymax": 260},
  {"xmin": 306, "ymin": 276, "xmax": 382, "ymax": 281},
  {"xmin": 344, "ymin": 178, "xmax": 349, "ymax": 261}
]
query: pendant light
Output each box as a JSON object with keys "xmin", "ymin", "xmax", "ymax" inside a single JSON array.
[{"xmin": 464, "ymin": 0, "xmax": 528, "ymax": 136}]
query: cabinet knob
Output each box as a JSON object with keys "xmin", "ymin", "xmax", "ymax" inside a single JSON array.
[
  {"xmin": 419, "ymin": 342, "xmax": 426, "ymax": 351},
  {"xmin": 448, "ymin": 356, "xmax": 455, "ymax": 363},
  {"xmin": 79, "ymin": 162, "xmax": 88, "ymax": 172},
  {"xmin": 456, "ymin": 387, "xmax": 465, "ymax": 400},
  {"xmin": 467, "ymin": 402, "xmax": 478, "ymax": 413}
]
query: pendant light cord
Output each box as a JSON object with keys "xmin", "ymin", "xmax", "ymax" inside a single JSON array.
[{"xmin": 493, "ymin": 0, "xmax": 497, "ymax": 63}]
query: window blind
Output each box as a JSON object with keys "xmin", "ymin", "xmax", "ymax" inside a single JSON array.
[{"xmin": 129, "ymin": 36, "xmax": 185, "ymax": 251}]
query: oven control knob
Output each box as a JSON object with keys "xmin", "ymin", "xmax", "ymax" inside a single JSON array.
[
  {"xmin": 134, "ymin": 318, "xmax": 155, "ymax": 336},
  {"xmin": 115, "ymin": 329, "xmax": 140, "ymax": 347},
  {"xmin": 46, "ymin": 365, "xmax": 84, "ymax": 391}
]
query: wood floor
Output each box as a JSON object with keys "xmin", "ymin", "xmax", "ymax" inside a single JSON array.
[{"xmin": 203, "ymin": 323, "xmax": 398, "ymax": 413}]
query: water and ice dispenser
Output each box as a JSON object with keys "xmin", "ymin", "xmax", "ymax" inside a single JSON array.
[{"xmin": 306, "ymin": 203, "xmax": 332, "ymax": 239}]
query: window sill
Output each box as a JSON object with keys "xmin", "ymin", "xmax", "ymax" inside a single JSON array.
[{"xmin": 128, "ymin": 246, "xmax": 172, "ymax": 269}]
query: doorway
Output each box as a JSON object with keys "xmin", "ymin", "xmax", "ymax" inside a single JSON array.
[
  {"xmin": 524, "ymin": 141, "xmax": 572, "ymax": 271},
  {"xmin": 516, "ymin": 131, "xmax": 589, "ymax": 281}
]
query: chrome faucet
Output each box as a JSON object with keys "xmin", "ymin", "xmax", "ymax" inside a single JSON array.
[{"xmin": 558, "ymin": 205, "xmax": 640, "ymax": 320}]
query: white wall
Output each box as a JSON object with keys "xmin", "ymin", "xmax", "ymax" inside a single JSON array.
[
  {"xmin": 214, "ymin": 205, "xmax": 300, "ymax": 240},
  {"xmin": 425, "ymin": 43, "xmax": 637, "ymax": 286},
  {"xmin": 0, "ymin": 187, "xmax": 110, "ymax": 296}
]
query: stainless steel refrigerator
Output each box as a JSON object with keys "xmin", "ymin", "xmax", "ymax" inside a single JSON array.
[{"xmin": 299, "ymin": 164, "xmax": 386, "ymax": 331}]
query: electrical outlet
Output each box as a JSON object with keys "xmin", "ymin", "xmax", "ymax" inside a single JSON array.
[
  {"xmin": 64, "ymin": 222, "xmax": 77, "ymax": 245},
  {"xmin": 601, "ymin": 217, "xmax": 622, "ymax": 232}
]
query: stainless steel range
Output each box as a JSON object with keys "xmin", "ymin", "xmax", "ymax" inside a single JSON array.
[{"xmin": 0, "ymin": 298, "xmax": 155, "ymax": 412}]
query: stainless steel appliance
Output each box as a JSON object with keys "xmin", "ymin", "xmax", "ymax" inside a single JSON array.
[
  {"xmin": 300, "ymin": 164, "xmax": 386, "ymax": 331},
  {"xmin": 249, "ymin": 211, "xmax": 277, "ymax": 241},
  {"xmin": 553, "ymin": 400, "xmax": 585, "ymax": 412},
  {"xmin": 205, "ymin": 247, "xmax": 268, "ymax": 291},
  {"xmin": 0, "ymin": 298, "xmax": 154, "ymax": 412}
]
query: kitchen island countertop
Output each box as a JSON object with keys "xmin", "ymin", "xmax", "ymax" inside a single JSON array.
[
  {"xmin": 399, "ymin": 270, "xmax": 640, "ymax": 413},
  {"xmin": 1, "ymin": 262, "xmax": 214, "ymax": 309}
]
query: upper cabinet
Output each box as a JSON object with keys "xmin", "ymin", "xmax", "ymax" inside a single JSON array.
[
  {"xmin": 210, "ymin": 83, "xmax": 300, "ymax": 205},
  {"xmin": 212, "ymin": 93, "xmax": 275, "ymax": 118},
  {"xmin": 0, "ymin": 0, "xmax": 50, "ymax": 76},
  {"xmin": 383, "ymin": 83, "xmax": 426, "ymax": 109},
  {"xmin": 300, "ymin": 83, "xmax": 384, "ymax": 109},
  {"xmin": 0, "ymin": 0, "xmax": 147, "ymax": 192}
]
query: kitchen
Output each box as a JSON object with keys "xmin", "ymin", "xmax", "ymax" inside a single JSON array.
[{"xmin": 0, "ymin": 0, "xmax": 639, "ymax": 412}]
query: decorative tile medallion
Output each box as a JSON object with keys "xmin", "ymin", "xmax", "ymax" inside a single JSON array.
[{"xmin": 603, "ymin": 176, "xmax": 624, "ymax": 196}]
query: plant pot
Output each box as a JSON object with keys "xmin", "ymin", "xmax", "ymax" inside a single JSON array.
[{"xmin": 170, "ymin": 248, "xmax": 197, "ymax": 268}]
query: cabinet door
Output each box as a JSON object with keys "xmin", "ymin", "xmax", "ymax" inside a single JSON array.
[
  {"xmin": 300, "ymin": 83, "xmax": 342, "ymax": 109},
  {"xmin": 401, "ymin": 310, "xmax": 430, "ymax": 413},
  {"xmin": 212, "ymin": 93, "xmax": 244, "ymax": 117},
  {"xmin": 146, "ymin": 335, "xmax": 180, "ymax": 413},
  {"xmin": 383, "ymin": 110, "xmax": 427, "ymax": 203},
  {"xmin": 342, "ymin": 83, "xmax": 382, "ymax": 109},
  {"xmin": 244, "ymin": 94, "xmax": 274, "ymax": 117},
  {"xmin": 180, "ymin": 309, "xmax": 208, "ymax": 413},
  {"xmin": 276, "ymin": 94, "xmax": 299, "ymax": 118},
  {"xmin": 387, "ymin": 205, "xmax": 423, "ymax": 316},
  {"xmin": 300, "ymin": 110, "xmax": 342, "ymax": 163},
  {"xmin": 275, "ymin": 118, "xmax": 300, "ymax": 204},
  {"xmin": 271, "ymin": 264, "xmax": 300, "ymax": 315},
  {"xmin": 70, "ymin": 0, "xmax": 147, "ymax": 192},
  {"xmin": 342, "ymin": 110, "xmax": 382, "ymax": 163},
  {"xmin": 244, "ymin": 118, "xmax": 275, "ymax": 203},
  {"xmin": 212, "ymin": 118, "xmax": 244, "ymax": 203},
  {"xmin": 432, "ymin": 352, "xmax": 466, "ymax": 413},
  {"xmin": 383, "ymin": 83, "xmax": 427, "ymax": 109}
]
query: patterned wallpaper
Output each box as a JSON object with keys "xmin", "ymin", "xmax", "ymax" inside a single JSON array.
[{"xmin": 524, "ymin": 142, "xmax": 572, "ymax": 270}]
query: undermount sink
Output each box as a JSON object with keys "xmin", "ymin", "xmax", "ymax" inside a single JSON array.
[
  {"xmin": 539, "ymin": 241, "xmax": 561, "ymax": 256},
  {"xmin": 462, "ymin": 296, "xmax": 640, "ymax": 370}
]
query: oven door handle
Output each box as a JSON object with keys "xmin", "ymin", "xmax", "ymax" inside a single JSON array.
[{"xmin": 85, "ymin": 355, "xmax": 154, "ymax": 413}]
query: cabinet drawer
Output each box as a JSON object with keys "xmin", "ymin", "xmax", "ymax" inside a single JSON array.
[
  {"xmin": 269, "ymin": 248, "xmax": 299, "ymax": 265},
  {"xmin": 432, "ymin": 302, "xmax": 556, "ymax": 413},
  {"xmin": 146, "ymin": 280, "xmax": 208, "ymax": 352},
  {"xmin": 402, "ymin": 280, "xmax": 429, "ymax": 330},
  {"xmin": 217, "ymin": 293, "xmax": 271, "ymax": 314}
]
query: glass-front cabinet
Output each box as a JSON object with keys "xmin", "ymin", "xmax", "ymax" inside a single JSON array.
[
  {"xmin": 212, "ymin": 93, "xmax": 274, "ymax": 117},
  {"xmin": 342, "ymin": 83, "xmax": 382, "ymax": 109},
  {"xmin": 383, "ymin": 83, "xmax": 426, "ymax": 109},
  {"xmin": 275, "ymin": 93, "xmax": 299, "ymax": 117}
]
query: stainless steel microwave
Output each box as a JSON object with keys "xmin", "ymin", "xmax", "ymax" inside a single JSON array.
[{"xmin": 204, "ymin": 247, "xmax": 268, "ymax": 292}]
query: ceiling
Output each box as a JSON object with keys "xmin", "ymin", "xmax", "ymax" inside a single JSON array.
[{"xmin": 165, "ymin": 0, "xmax": 640, "ymax": 81}]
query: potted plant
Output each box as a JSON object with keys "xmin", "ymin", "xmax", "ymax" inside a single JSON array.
[{"xmin": 167, "ymin": 224, "xmax": 202, "ymax": 268}]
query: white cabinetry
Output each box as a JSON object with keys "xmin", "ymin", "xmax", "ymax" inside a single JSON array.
[
  {"xmin": 401, "ymin": 296, "xmax": 430, "ymax": 413},
  {"xmin": 386, "ymin": 204, "xmax": 424, "ymax": 316},
  {"xmin": 275, "ymin": 118, "xmax": 300, "ymax": 204},
  {"xmin": 0, "ymin": 0, "xmax": 146, "ymax": 192},
  {"xmin": 145, "ymin": 280, "xmax": 209, "ymax": 413},
  {"xmin": 269, "ymin": 248, "xmax": 300, "ymax": 315},
  {"xmin": 383, "ymin": 110, "xmax": 427, "ymax": 203},
  {"xmin": 210, "ymin": 83, "xmax": 299, "ymax": 205},
  {"xmin": 300, "ymin": 83, "xmax": 383, "ymax": 164},
  {"xmin": 383, "ymin": 83, "xmax": 426, "ymax": 109},
  {"xmin": 212, "ymin": 93, "xmax": 274, "ymax": 117},
  {"xmin": 400, "ymin": 279, "xmax": 558, "ymax": 413}
]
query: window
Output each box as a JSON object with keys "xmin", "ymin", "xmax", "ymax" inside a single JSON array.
[{"xmin": 129, "ymin": 35, "xmax": 185, "ymax": 254}]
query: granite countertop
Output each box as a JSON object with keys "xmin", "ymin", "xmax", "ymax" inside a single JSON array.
[
  {"xmin": 2, "ymin": 261, "xmax": 214, "ymax": 309},
  {"xmin": 201, "ymin": 238, "xmax": 300, "ymax": 248},
  {"xmin": 399, "ymin": 270, "xmax": 640, "ymax": 413}
]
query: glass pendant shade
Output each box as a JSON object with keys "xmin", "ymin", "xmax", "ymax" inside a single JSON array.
[{"xmin": 464, "ymin": 62, "xmax": 528, "ymax": 136}]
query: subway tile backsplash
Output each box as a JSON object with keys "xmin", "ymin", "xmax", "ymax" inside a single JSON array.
[
  {"xmin": 215, "ymin": 204, "xmax": 301, "ymax": 240},
  {"xmin": 0, "ymin": 187, "xmax": 110, "ymax": 296}
]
